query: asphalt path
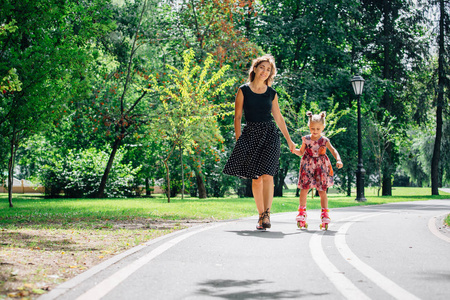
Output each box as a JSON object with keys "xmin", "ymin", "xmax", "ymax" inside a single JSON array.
[{"xmin": 40, "ymin": 199, "xmax": 450, "ymax": 300}]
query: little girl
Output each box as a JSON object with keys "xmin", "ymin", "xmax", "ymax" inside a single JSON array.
[{"xmin": 292, "ymin": 111, "xmax": 343, "ymax": 230}]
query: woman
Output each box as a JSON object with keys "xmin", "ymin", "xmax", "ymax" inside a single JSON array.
[{"xmin": 223, "ymin": 54, "xmax": 295, "ymax": 230}]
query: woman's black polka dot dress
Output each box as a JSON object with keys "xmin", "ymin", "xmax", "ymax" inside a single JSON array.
[{"xmin": 223, "ymin": 84, "xmax": 281, "ymax": 180}]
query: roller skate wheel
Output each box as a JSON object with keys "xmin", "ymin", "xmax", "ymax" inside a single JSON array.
[{"xmin": 320, "ymin": 224, "xmax": 323, "ymax": 230}]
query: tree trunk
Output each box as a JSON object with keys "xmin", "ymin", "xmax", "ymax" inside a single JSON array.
[
  {"xmin": 7, "ymin": 131, "xmax": 18, "ymax": 208},
  {"xmin": 145, "ymin": 178, "xmax": 151, "ymax": 196},
  {"xmin": 180, "ymin": 144, "xmax": 184, "ymax": 199},
  {"xmin": 274, "ymin": 168, "xmax": 287, "ymax": 197},
  {"xmin": 382, "ymin": 141, "xmax": 392, "ymax": 196},
  {"xmin": 164, "ymin": 160, "xmax": 171, "ymax": 203},
  {"xmin": 97, "ymin": 138, "xmax": 121, "ymax": 198},
  {"xmin": 347, "ymin": 169, "xmax": 351, "ymax": 197},
  {"xmin": 380, "ymin": 0, "xmax": 393, "ymax": 196},
  {"xmin": 245, "ymin": 179, "xmax": 253, "ymax": 197},
  {"xmin": 195, "ymin": 171, "xmax": 207, "ymax": 199},
  {"xmin": 431, "ymin": 0, "xmax": 445, "ymax": 196}
]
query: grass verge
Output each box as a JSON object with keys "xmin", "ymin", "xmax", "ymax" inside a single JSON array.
[{"xmin": 0, "ymin": 187, "xmax": 449, "ymax": 299}]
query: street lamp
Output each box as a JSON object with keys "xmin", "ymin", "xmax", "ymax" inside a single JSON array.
[{"xmin": 351, "ymin": 75, "xmax": 367, "ymax": 202}]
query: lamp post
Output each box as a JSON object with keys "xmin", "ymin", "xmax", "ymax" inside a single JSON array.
[{"xmin": 351, "ymin": 75, "xmax": 367, "ymax": 202}]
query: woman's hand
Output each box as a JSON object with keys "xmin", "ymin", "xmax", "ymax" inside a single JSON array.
[{"xmin": 288, "ymin": 140, "xmax": 296, "ymax": 153}]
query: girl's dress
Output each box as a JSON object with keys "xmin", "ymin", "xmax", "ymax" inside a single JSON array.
[
  {"xmin": 298, "ymin": 135, "xmax": 333, "ymax": 191},
  {"xmin": 223, "ymin": 84, "xmax": 280, "ymax": 179}
]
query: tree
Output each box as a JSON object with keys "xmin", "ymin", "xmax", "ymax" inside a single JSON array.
[
  {"xmin": 360, "ymin": 0, "xmax": 429, "ymax": 195},
  {"xmin": 0, "ymin": 0, "xmax": 113, "ymax": 207},
  {"xmin": 431, "ymin": 0, "xmax": 449, "ymax": 195},
  {"xmin": 169, "ymin": 0, "xmax": 260, "ymax": 71},
  {"xmin": 146, "ymin": 49, "xmax": 235, "ymax": 202},
  {"xmin": 77, "ymin": 0, "xmax": 173, "ymax": 198}
]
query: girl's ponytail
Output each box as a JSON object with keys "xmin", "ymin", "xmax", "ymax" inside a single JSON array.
[
  {"xmin": 306, "ymin": 111, "xmax": 313, "ymax": 126},
  {"xmin": 307, "ymin": 111, "xmax": 327, "ymax": 127}
]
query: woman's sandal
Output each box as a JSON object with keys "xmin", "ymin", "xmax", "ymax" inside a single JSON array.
[
  {"xmin": 256, "ymin": 213, "xmax": 265, "ymax": 230},
  {"xmin": 262, "ymin": 208, "xmax": 271, "ymax": 229}
]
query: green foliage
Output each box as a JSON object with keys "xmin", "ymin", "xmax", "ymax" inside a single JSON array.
[
  {"xmin": 2, "ymin": 0, "xmax": 447, "ymax": 200},
  {"xmin": 146, "ymin": 48, "xmax": 235, "ymax": 199},
  {"xmin": 33, "ymin": 147, "xmax": 139, "ymax": 198}
]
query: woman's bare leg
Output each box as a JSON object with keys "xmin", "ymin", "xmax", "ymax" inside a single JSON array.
[
  {"xmin": 252, "ymin": 177, "xmax": 264, "ymax": 214},
  {"xmin": 261, "ymin": 174, "xmax": 274, "ymax": 211}
]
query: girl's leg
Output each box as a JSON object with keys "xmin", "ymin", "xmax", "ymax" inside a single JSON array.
[
  {"xmin": 318, "ymin": 190, "xmax": 328, "ymax": 208},
  {"xmin": 296, "ymin": 189, "xmax": 309, "ymax": 227},
  {"xmin": 299, "ymin": 189, "xmax": 309, "ymax": 207},
  {"xmin": 318, "ymin": 190, "xmax": 331, "ymax": 229}
]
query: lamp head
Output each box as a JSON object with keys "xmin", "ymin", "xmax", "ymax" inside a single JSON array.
[{"xmin": 351, "ymin": 75, "xmax": 365, "ymax": 96}]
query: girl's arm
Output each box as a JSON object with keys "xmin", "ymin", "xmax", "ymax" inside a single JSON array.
[
  {"xmin": 272, "ymin": 94, "xmax": 295, "ymax": 152},
  {"xmin": 234, "ymin": 88, "xmax": 244, "ymax": 141},
  {"xmin": 293, "ymin": 143, "xmax": 306, "ymax": 157},
  {"xmin": 326, "ymin": 141, "xmax": 343, "ymax": 168}
]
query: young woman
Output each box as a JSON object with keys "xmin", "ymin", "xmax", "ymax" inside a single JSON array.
[{"xmin": 223, "ymin": 54, "xmax": 295, "ymax": 230}]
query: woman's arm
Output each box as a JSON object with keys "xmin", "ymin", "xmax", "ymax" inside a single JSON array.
[
  {"xmin": 234, "ymin": 88, "xmax": 244, "ymax": 141},
  {"xmin": 326, "ymin": 141, "xmax": 343, "ymax": 169},
  {"xmin": 272, "ymin": 94, "xmax": 295, "ymax": 152}
]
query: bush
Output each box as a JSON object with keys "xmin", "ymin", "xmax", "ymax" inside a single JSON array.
[{"xmin": 36, "ymin": 148, "xmax": 139, "ymax": 198}]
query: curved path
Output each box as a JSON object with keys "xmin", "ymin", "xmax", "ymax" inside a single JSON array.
[{"xmin": 40, "ymin": 200, "xmax": 450, "ymax": 300}]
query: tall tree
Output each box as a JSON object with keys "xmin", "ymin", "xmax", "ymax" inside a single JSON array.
[
  {"xmin": 146, "ymin": 49, "xmax": 235, "ymax": 202},
  {"xmin": 360, "ymin": 0, "xmax": 429, "ymax": 195},
  {"xmin": 0, "ymin": 0, "xmax": 113, "ymax": 206},
  {"xmin": 431, "ymin": 0, "xmax": 449, "ymax": 195}
]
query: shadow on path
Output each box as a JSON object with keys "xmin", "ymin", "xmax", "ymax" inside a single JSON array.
[
  {"xmin": 226, "ymin": 229, "xmax": 337, "ymax": 238},
  {"xmin": 195, "ymin": 279, "xmax": 327, "ymax": 299}
]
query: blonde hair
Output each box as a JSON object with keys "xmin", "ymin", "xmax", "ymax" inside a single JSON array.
[
  {"xmin": 306, "ymin": 111, "xmax": 326, "ymax": 127},
  {"xmin": 248, "ymin": 54, "xmax": 277, "ymax": 85}
]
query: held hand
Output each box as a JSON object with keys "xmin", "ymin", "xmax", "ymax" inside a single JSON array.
[
  {"xmin": 288, "ymin": 140, "xmax": 296, "ymax": 153},
  {"xmin": 336, "ymin": 161, "xmax": 343, "ymax": 169},
  {"xmin": 292, "ymin": 149, "xmax": 301, "ymax": 157}
]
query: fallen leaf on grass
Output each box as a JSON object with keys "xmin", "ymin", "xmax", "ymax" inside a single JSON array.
[{"xmin": 33, "ymin": 288, "xmax": 46, "ymax": 295}]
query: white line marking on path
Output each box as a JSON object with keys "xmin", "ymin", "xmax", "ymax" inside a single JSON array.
[
  {"xmin": 76, "ymin": 223, "xmax": 224, "ymax": 300},
  {"xmin": 335, "ymin": 213, "xmax": 421, "ymax": 300},
  {"xmin": 309, "ymin": 232, "xmax": 371, "ymax": 300},
  {"xmin": 428, "ymin": 214, "xmax": 450, "ymax": 243}
]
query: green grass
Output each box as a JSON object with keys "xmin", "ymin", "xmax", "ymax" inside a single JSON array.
[{"xmin": 1, "ymin": 187, "xmax": 449, "ymax": 229}]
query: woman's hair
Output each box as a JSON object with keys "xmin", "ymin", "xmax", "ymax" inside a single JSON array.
[
  {"xmin": 248, "ymin": 54, "xmax": 277, "ymax": 85},
  {"xmin": 306, "ymin": 111, "xmax": 326, "ymax": 127}
]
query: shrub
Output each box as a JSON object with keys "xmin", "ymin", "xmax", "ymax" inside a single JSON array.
[{"xmin": 36, "ymin": 148, "xmax": 139, "ymax": 198}]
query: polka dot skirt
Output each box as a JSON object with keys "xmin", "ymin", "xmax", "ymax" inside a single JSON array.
[{"xmin": 223, "ymin": 121, "xmax": 281, "ymax": 179}]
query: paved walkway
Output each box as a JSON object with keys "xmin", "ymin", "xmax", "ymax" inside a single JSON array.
[{"xmin": 40, "ymin": 200, "xmax": 450, "ymax": 300}]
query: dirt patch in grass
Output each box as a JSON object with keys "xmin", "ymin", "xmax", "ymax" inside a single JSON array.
[{"xmin": 0, "ymin": 218, "xmax": 209, "ymax": 299}]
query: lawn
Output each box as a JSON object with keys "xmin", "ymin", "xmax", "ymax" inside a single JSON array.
[
  {"xmin": 0, "ymin": 187, "xmax": 449, "ymax": 299},
  {"xmin": 2, "ymin": 187, "xmax": 449, "ymax": 228}
]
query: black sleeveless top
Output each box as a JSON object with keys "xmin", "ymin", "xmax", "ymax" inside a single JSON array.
[{"xmin": 240, "ymin": 84, "xmax": 277, "ymax": 122}]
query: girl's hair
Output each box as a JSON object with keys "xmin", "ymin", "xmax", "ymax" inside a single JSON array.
[
  {"xmin": 248, "ymin": 54, "xmax": 277, "ymax": 85},
  {"xmin": 306, "ymin": 111, "xmax": 326, "ymax": 127}
]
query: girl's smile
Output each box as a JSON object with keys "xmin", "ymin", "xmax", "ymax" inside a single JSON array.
[{"xmin": 309, "ymin": 122, "xmax": 324, "ymax": 140}]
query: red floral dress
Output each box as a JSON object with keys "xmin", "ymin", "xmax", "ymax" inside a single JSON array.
[{"xmin": 297, "ymin": 135, "xmax": 334, "ymax": 191}]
